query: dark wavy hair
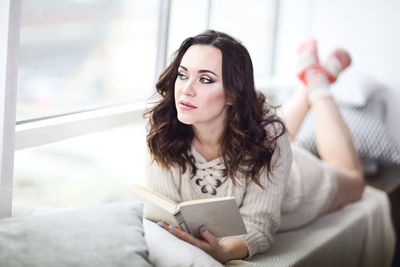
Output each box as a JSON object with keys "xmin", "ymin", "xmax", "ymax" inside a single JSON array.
[{"xmin": 145, "ymin": 30, "xmax": 286, "ymax": 187}]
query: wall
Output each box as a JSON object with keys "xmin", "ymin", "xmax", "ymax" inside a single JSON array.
[{"xmin": 275, "ymin": 0, "xmax": 400, "ymax": 145}]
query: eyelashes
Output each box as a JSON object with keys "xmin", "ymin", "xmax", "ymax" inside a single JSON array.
[
  {"xmin": 177, "ymin": 72, "xmax": 188, "ymax": 80},
  {"xmin": 200, "ymin": 77, "xmax": 214, "ymax": 84},
  {"xmin": 177, "ymin": 72, "xmax": 215, "ymax": 84}
]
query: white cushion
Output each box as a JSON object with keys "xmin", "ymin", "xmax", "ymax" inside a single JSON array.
[
  {"xmin": 143, "ymin": 219, "xmax": 223, "ymax": 267},
  {"xmin": 0, "ymin": 202, "xmax": 151, "ymax": 267},
  {"xmin": 295, "ymin": 92, "xmax": 400, "ymax": 174}
]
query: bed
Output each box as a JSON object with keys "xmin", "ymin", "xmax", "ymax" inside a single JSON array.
[
  {"xmin": 0, "ymin": 185, "xmax": 395, "ymax": 267},
  {"xmin": 229, "ymin": 186, "xmax": 395, "ymax": 267}
]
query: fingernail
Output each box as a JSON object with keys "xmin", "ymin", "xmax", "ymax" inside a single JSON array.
[
  {"xmin": 201, "ymin": 225, "xmax": 206, "ymax": 232},
  {"xmin": 168, "ymin": 225, "xmax": 175, "ymax": 231},
  {"xmin": 157, "ymin": 221, "xmax": 163, "ymax": 228}
]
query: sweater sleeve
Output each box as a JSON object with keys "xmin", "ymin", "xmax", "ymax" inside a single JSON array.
[
  {"xmin": 236, "ymin": 131, "xmax": 292, "ymax": 257},
  {"xmin": 145, "ymin": 161, "xmax": 182, "ymax": 204}
]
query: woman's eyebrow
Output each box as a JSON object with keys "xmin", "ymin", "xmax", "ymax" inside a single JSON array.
[{"xmin": 179, "ymin": 65, "xmax": 219, "ymax": 77}]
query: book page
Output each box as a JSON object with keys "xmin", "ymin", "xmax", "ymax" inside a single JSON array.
[
  {"xmin": 180, "ymin": 196, "xmax": 234, "ymax": 206},
  {"xmin": 131, "ymin": 184, "xmax": 178, "ymax": 225},
  {"xmin": 132, "ymin": 184, "xmax": 177, "ymax": 206}
]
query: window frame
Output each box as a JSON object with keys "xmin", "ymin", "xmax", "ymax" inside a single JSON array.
[
  {"xmin": 14, "ymin": 0, "xmax": 173, "ymax": 150},
  {"xmin": 0, "ymin": 0, "xmax": 22, "ymax": 218},
  {"xmin": 0, "ymin": 0, "xmax": 168, "ymax": 218}
]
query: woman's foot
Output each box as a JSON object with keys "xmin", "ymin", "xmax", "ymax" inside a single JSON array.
[
  {"xmin": 324, "ymin": 48, "xmax": 352, "ymax": 83},
  {"xmin": 297, "ymin": 38, "xmax": 323, "ymax": 85},
  {"xmin": 296, "ymin": 38, "xmax": 332, "ymax": 103}
]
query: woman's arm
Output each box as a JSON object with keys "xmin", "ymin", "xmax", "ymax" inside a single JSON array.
[{"xmin": 236, "ymin": 131, "xmax": 292, "ymax": 257}]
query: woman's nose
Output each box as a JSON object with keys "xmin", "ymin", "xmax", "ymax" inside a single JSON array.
[{"xmin": 182, "ymin": 79, "xmax": 195, "ymax": 96}]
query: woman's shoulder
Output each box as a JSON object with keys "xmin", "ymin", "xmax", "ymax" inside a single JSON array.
[{"xmin": 263, "ymin": 107, "xmax": 292, "ymax": 166}]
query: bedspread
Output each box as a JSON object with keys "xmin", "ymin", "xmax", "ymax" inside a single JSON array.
[{"xmin": 227, "ymin": 186, "xmax": 395, "ymax": 267}]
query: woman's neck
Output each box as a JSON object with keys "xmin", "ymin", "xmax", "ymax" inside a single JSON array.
[{"xmin": 192, "ymin": 124, "xmax": 224, "ymax": 162}]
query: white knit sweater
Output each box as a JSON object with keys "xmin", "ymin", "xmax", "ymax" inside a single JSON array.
[{"xmin": 146, "ymin": 131, "xmax": 293, "ymax": 257}]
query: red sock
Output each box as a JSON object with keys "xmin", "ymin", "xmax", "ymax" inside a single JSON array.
[
  {"xmin": 324, "ymin": 48, "xmax": 352, "ymax": 83},
  {"xmin": 297, "ymin": 38, "xmax": 320, "ymax": 85}
]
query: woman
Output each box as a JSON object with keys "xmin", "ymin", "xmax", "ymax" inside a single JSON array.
[{"xmin": 145, "ymin": 30, "xmax": 364, "ymax": 263}]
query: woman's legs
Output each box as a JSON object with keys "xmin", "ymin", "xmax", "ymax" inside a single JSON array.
[
  {"xmin": 283, "ymin": 39, "xmax": 365, "ymax": 211},
  {"xmin": 282, "ymin": 38, "xmax": 318, "ymax": 140},
  {"xmin": 282, "ymin": 89, "xmax": 310, "ymax": 141},
  {"xmin": 311, "ymin": 94, "xmax": 364, "ymax": 212}
]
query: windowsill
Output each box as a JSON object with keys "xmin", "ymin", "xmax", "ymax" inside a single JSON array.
[{"xmin": 15, "ymin": 101, "xmax": 147, "ymax": 150}]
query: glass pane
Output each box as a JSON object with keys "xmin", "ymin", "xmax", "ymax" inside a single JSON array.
[
  {"xmin": 17, "ymin": 0, "xmax": 159, "ymax": 122},
  {"xmin": 13, "ymin": 124, "xmax": 148, "ymax": 207},
  {"xmin": 167, "ymin": 0, "xmax": 209, "ymax": 64},
  {"xmin": 209, "ymin": 0, "xmax": 276, "ymax": 81}
]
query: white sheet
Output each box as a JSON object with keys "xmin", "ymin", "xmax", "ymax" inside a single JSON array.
[{"xmin": 227, "ymin": 186, "xmax": 395, "ymax": 267}]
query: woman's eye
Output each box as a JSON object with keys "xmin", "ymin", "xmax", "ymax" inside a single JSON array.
[
  {"xmin": 200, "ymin": 76, "xmax": 214, "ymax": 84},
  {"xmin": 177, "ymin": 72, "xmax": 188, "ymax": 80}
]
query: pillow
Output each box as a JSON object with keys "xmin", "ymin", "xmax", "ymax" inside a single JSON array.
[
  {"xmin": 295, "ymin": 92, "xmax": 400, "ymax": 174},
  {"xmin": 143, "ymin": 219, "xmax": 223, "ymax": 267},
  {"xmin": 330, "ymin": 68, "xmax": 388, "ymax": 107},
  {"xmin": 0, "ymin": 202, "xmax": 151, "ymax": 267}
]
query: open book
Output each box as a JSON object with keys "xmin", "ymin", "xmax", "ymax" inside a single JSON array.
[{"xmin": 131, "ymin": 184, "xmax": 247, "ymax": 238}]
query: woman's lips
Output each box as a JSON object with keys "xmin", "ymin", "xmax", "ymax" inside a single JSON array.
[{"xmin": 179, "ymin": 100, "xmax": 197, "ymax": 110}]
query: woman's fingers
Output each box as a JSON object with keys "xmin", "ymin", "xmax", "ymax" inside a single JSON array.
[
  {"xmin": 166, "ymin": 223, "xmax": 206, "ymax": 248},
  {"xmin": 156, "ymin": 221, "xmax": 229, "ymax": 262},
  {"xmin": 199, "ymin": 225, "xmax": 218, "ymax": 247},
  {"xmin": 157, "ymin": 221, "xmax": 173, "ymax": 231},
  {"xmin": 172, "ymin": 227, "xmax": 204, "ymax": 247},
  {"xmin": 156, "ymin": 221, "xmax": 214, "ymax": 250}
]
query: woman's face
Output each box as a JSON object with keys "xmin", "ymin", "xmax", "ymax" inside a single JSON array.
[{"xmin": 174, "ymin": 45, "xmax": 228, "ymax": 128}]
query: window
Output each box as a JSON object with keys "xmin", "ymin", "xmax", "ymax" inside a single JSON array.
[
  {"xmin": 13, "ymin": 124, "xmax": 147, "ymax": 207},
  {"xmin": 11, "ymin": 0, "xmax": 160, "ymax": 209},
  {"xmin": 209, "ymin": 0, "xmax": 277, "ymax": 81},
  {"xmin": 17, "ymin": 0, "xmax": 159, "ymax": 122},
  {"xmin": 166, "ymin": 0, "xmax": 210, "ymax": 64}
]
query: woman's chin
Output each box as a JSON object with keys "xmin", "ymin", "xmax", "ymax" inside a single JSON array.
[{"xmin": 177, "ymin": 115, "xmax": 194, "ymax": 125}]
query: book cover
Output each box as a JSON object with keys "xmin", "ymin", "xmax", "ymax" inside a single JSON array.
[{"xmin": 131, "ymin": 184, "xmax": 247, "ymax": 238}]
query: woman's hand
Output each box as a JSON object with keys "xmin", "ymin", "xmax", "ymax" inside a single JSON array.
[{"xmin": 157, "ymin": 221, "xmax": 248, "ymax": 263}]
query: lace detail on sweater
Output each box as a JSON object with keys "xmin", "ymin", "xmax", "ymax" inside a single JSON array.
[
  {"xmin": 194, "ymin": 162, "xmax": 226, "ymax": 196},
  {"xmin": 189, "ymin": 145, "xmax": 236, "ymax": 197}
]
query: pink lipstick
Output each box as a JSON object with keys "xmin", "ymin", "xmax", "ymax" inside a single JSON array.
[{"xmin": 179, "ymin": 100, "xmax": 197, "ymax": 110}]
